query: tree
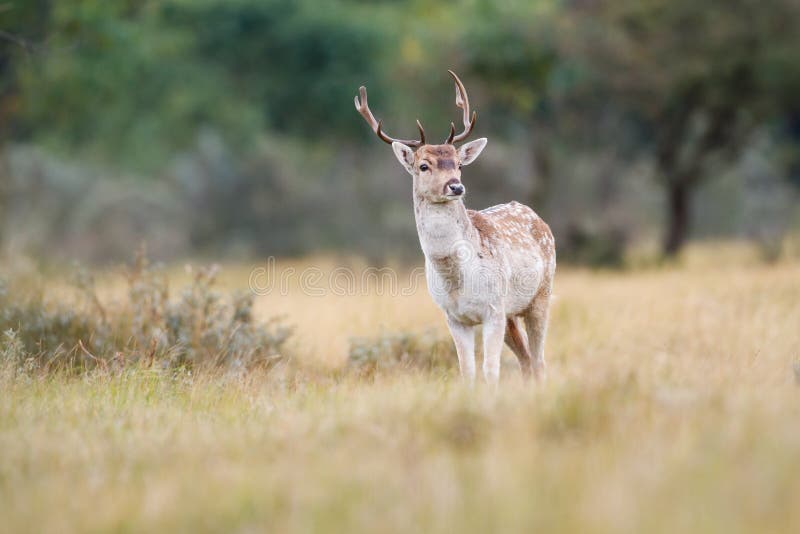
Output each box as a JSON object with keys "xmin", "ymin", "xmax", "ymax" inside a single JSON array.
[
  {"xmin": 566, "ymin": 0, "xmax": 800, "ymax": 256},
  {"xmin": 0, "ymin": 0, "xmax": 52, "ymax": 143},
  {"xmin": 5, "ymin": 0, "xmax": 391, "ymax": 169},
  {"xmin": 458, "ymin": 1, "xmax": 558, "ymax": 212}
]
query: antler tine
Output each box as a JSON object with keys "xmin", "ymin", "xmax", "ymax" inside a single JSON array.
[
  {"xmin": 445, "ymin": 70, "xmax": 477, "ymax": 144},
  {"xmin": 445, "ymin": 122, "xmax": 455, "ymax": 144},
  {"xmin": 354, "ymin": 85, "xmax": 425, "ymax": 147}
]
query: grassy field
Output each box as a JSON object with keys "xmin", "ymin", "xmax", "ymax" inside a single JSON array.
[{"xmin": 2, "ymin": 246, "xmax": 800, "ymax": 533}]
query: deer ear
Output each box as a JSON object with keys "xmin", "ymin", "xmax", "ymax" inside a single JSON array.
[
  {"xmin": 392, "ymin": 142, "xmax": 416, "ymax": 174},
  {"xmin": 458, "ymin": 138, "xmax": 487, "ymax": 166}
]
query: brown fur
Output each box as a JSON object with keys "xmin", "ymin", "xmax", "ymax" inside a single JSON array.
[
  {"xmin": 467, "ymin": 210, "xmax": 497, "ymax": 256},
  {"xmin": 467, "ymin": 202, "xmax": 555, "ymax": 269},
  {"xmin": 467, "ymin": 210, "xmax": 496, "ymax": 239},
  {"xmin": 417, "ymin": 145, "xmax": 458, "ymax": 159},
  {"xmin": 531, "ymin": 216, "xmax": 555, "ymax": 276},
  {"xmin": 505, "ymin": 317, "xmax": 532, "ymax": 378}
]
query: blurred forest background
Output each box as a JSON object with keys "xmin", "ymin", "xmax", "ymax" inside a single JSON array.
[{"xmin": 2, "ymin": 0, "xmax": 800, "ymax": 266}]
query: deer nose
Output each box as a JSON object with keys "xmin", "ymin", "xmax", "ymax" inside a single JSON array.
[{"xmin": 448, "ymin": 182, "xmax": 465, "ymax": 196}]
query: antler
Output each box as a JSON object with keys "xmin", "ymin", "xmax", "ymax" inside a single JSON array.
[
  {"xmin": 444, "ymin": 70, "xmax": 477, "ymax": 144},
  {"xmin": 354, "ymin": 86, "xmax": 426, "ymax": 147},
  {"xmin": 355, "ymin": 71, "xmax": 477, "ymax": 146}
]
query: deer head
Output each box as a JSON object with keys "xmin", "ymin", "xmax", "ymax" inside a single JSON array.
[{"xmin": 355, "ymin": 70, "xmax": 487, "ymax": 203}]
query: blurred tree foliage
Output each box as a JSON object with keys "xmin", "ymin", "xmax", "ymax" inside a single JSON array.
[
  {"xmin": 4, "ymin": 0, "xmax": 395, "ymax": 167},
  {"xmin": 458, "ymin": 1, "xmax": 560, "ymax": 210},
  {"xmin": 561, "ymin": 0, "xmax": 800, "ymax": 255},
  {"xmin": 1, "ymin": 0, "xmax": 800, "ymax": 261}
]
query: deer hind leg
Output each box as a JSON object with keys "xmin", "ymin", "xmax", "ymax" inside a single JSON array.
[
  {"xmin": 524, "ymin": 290, "xmax": 552, "ymax": 381},
  {"xmin": 504, "ymin": 316, "xmax": 533, "ymax": 379}
]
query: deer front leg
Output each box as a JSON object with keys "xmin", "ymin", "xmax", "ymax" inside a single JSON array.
[
  {"xmin": 482, "ymin": 310, "xmax": 506, "ymax": 386},
  {"xmin": 446, "ymin": 316, "xmax": 475, "ymax": 383}
]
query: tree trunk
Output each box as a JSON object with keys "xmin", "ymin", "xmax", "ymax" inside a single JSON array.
[
  {"xmin": 529, "ymin": 132, "xmax": 553, "ymax": 216},
  {"xmin": 663, "ymin": 180, "xmax": 691, "ymax": 257}
]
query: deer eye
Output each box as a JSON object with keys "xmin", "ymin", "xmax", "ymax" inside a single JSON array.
[{"xmin": 419, "ymin": 163, "xmax": 429, "ymax": 172}]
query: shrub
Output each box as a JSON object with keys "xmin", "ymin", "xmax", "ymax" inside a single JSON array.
[
  {"xmin": 0, "ymin": 252, "xmax": 292, "ymax": 375},
  {"xmin": 347, "ymin": 329, "xmax": 458, "ymax": 378}
]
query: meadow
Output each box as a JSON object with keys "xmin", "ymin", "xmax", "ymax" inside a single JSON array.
[{"xmin": 1, "ymin": 244, "xmax": 799, "ymax": 533}]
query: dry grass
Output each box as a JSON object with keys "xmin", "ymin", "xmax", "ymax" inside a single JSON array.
[{"xmin": 2, "ymin": 245, "xmax": 800, "ymax": 533}]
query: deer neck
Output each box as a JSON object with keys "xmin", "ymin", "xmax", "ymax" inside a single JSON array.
[{"xmin": 413, "ymin": 194, "xmax": 479, "ymax": 268}]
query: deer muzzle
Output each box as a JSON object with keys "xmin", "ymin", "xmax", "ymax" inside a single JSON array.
[{"xmin": 445, "ymin": 179, "xmax": 465, "ymax": 196}]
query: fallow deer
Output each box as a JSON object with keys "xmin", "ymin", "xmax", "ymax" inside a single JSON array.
[{"xmin": 355, "ymin": 70, "xmax": 556, "ymax": 384}]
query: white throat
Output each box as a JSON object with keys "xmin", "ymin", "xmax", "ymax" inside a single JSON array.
[{"xmin": 413, "ymin": 193, "xmax": 478, "ymax": 264}]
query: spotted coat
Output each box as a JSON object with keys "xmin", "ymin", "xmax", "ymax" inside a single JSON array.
[{"xmin": 394, "ymin": 141, "xmax": 556, "ymax": 384}]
